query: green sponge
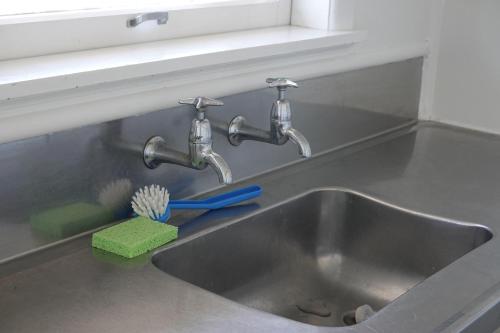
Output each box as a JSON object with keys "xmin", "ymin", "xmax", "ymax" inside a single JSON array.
[
  {"xmin": 92, "ymin": 216, "xmax": 178, "ymax": 258},
  {"xmin": 30, "ymin": 202, "xmax": 114, "ymax": 239}
]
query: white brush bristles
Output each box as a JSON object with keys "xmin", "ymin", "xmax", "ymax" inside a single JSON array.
[{"xmin": 131, "ymin": 185, "xmax": 169, "ymax": 220}]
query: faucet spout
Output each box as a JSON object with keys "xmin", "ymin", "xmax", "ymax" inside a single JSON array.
[
  {"xmin": 203, "ymin": 151, "xmax": 233, "ymax": 184},
  {"xmin": 282, "ymin": 127, "xmax": 311, "ymax": 158}
]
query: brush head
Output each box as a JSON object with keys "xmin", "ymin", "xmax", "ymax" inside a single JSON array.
[
  {"xmin": 91, "ymin": 216, "xmax": 178, "ymax": 258},
  {"xmin": 131, "ymin": 185, "xmax": 170, "ymax": 222}
]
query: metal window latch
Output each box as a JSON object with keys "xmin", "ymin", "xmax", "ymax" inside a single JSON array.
[{"xmin": 127, "ymin": 12, "xmax": 169, "ymax": 28}]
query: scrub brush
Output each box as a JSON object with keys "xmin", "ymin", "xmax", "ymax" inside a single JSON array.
[
  {"xmin": 131, "ymin": 185, "xmax": 170, "ymax": 222},
  {"xmin": 92, "ymin": 184, "xmax": 261, "ymax": 258},
  {"xmin": 132, "ymin": 184, "xmax": 262, "ymax": 223}
]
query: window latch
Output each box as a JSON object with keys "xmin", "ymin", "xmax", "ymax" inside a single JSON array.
[{"xmin": 127, "ymin": 12, "xmax": 169, "ymax": 28}]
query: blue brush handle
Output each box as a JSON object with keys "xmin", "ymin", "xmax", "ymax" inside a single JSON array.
[
  {"xmin": 156, "ymin": 185, "xmax": 261, "ymax": 223},
  {"xmin": 169, "ymin": 185, "xmax": 262, "ymax": 210}
]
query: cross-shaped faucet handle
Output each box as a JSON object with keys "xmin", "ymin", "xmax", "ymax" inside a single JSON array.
[
  {"xmin": 266, "ymin": 78, "xmax": 298, "ymax": 89},
  {"xmin": 179, "ymin": 97, "xmax": 224, "ymax": 111}
]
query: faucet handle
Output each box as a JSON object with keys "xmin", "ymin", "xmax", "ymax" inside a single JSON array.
[
  {"xmin": 266, "ymin": 78, "xmax": 298, "ymax": 89},
  {"xmin": 266, "ymin": 78, "xmax": 298, "ymax": 100},
  {"xmin": 179, "ymin": 97, "xmax": 224, "ymax": 111}
]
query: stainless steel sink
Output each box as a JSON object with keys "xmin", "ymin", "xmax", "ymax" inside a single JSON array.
[{"xmin": 152, "ymin": 189, "xmax": 492, "ymax": 327}]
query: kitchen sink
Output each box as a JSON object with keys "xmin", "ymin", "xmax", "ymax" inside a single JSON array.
[{"xmin": 152, "ymin": 189, "xmax": 492, "ymax": 327}]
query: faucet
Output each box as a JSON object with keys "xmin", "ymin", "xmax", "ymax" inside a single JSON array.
[
  {"xmin": 143, "ymin": 97, "xmax": 233, "ymax": 184},
  {"xmin": 227, "ymin": 78, "xmax": 311, "ymax": 158}
]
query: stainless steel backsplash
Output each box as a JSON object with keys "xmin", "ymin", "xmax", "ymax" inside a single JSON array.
[{"xmin": 0, "ymin": 58, "xmax": 422, "ymax": 261}]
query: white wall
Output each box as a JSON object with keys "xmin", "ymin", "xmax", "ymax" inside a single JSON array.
[
  {"xmin": 352, "ymin": 0, "xmax": 432, "ymax": 51},
  {"xmin": 292, "ymin": 0, "xmax": 433, "ymax": 52},
  {"xmin": 429, "ymin": 0, "xmax": 500, "ymax": 134}
]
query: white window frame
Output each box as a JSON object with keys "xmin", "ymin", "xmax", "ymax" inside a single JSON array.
[
  {"xmin": 291, "ymin": 0, "xmax": 354, "ymax": 31},
  {"xmin": 0, "ymin": 0, "xmax": 277, "ymax": 20},
  {"xmin": 0, "ymin": 0, "xmax": 292, "ymax": 60}
]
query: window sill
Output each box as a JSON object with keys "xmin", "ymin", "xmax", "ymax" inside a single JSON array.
[
  {"xmin": 0, "ymin": 26, "xmax": 428, "ymax": 144},
  {"xmin": 0, "ymin": 26, "xmax": 364, "ymax": 100}
]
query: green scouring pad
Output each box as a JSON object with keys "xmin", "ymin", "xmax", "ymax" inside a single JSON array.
[
  {"xmin": 91, "ymin": 216, "xmax": 178, "ymax": 258},
  {"xmin": 30, "ymin": 202, "xmax": 114, "ymax": 239}
]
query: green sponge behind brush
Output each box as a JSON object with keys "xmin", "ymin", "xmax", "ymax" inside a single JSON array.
[
  {"xmin": 92, "ymin": 216, "xmax": 178, "ymax": 258},
  {"xmin": 31, "ymin": 202, "xmax": 114, "ymax": 239}
]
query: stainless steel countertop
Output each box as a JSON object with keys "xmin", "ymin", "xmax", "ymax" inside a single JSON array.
[{"xmin": 1, "ymin": 122, "xmax": 500, "ymax": 333}]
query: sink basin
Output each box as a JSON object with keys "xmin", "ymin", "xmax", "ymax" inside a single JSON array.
[{"xmin": 153, "ymin": 189, "xmax": 492, "ymax": 327}]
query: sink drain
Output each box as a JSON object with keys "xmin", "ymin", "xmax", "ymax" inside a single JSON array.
[
  {"xmin": 296, "ymin": 299, "xmax": 332, "ymax": 317},
  {"xmin": 342, "ymin": 311, "xmax": 357, "ymax": 326},
  {"xmin": 342, "ymin": 304, "xmax": 376, "ymax": 326}
]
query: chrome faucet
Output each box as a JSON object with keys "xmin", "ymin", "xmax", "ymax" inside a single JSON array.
[
  {"xmin": 143, "ymin": 97, "xmax": 232, "ymax": 184},
  {"xmin": 227, "ymin": 78, "xmax": 311, "ymax": 158}
]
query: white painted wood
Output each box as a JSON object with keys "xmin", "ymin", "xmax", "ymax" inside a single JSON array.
[
  {"xmin": 0, "ymin": 0, "xmax": 279, "ymax": 23},
  {"xmin": 329, "ymin": 0, "xmax": 354, "ymax": 30},
  {"xmin": 292, "ymin": 0, "xmax": 430, "ymax": 36},
  {"xmin": 0, "ymin": 26, "xmax": 364, "ymax": 100},
  {"xmin": 0, "ymin": 0, "xmax": 291, "ymax": 60},
  {"xmin": 290, "ymin": 0, "xmax": 354, "ymax": 31},
  {"xmin": 291, "ymin": 0, "xmax": 330, "ymax": 30},
  {"xmin": 430, "ymin": 0, "xmax": 500, "ymax": 134}
]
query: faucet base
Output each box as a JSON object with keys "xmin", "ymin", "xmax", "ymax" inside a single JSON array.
[
  {"xmin": 228, "ymin": 115, "xmax": 246, "ymax": 146},
  {"xmin": 143, "ymin": 136, "xmax": 166, "ymax": 169}
]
